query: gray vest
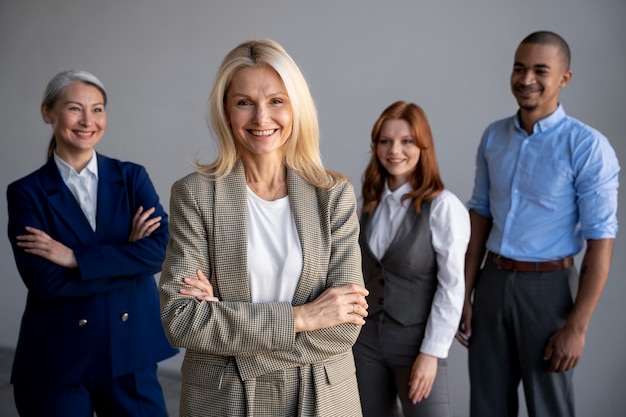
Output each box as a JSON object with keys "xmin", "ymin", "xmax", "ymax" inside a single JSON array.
[{"xmin": 359, "ymin": 201, "xmax": 437, "ymax": 326}]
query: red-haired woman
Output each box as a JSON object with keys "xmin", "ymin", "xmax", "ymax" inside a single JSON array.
[{"xmin": 354, "ymin": 101, "xmax": 470, "ymax": 417}]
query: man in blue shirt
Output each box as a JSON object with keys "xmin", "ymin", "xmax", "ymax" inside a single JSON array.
[{"xmin": 456, "ymin": 31, "xmax": 619, "ymax": 417}]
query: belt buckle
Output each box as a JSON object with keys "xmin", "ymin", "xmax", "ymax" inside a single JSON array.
[{"xmin": 493, "ymin": 253, "xmax": 503, "ymax": 269}]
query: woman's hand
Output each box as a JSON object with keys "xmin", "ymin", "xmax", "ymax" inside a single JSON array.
[
  {"xmin": 293, "ymin": 283, "xmax": 369, "ymax": 332},
  {"xmin": 180, "ymin": 269, "xmax": 220, "ymax": 302},
  {"xmin": 408, "ymin": 353, "xmax": 438, "ymax": 404},
  {"xmin": 16, "ymin": 226, "xmax": 77, "ymax": 268},
  {"xmin": 128, "ymin": 206, "xmax": 162, "ymax": 242}
]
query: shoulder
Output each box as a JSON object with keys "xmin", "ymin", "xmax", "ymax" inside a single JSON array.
[
  {"xmin": 560, "ymin": 114, "xmax": 613, "ymax": 147},
  {"xmin": 483, "ymin": 114, "xmax": 515, "ymax": 135},
  {"xmin": 316, "ymin": 177, "xmax": 356, "ymax": 204},
  {"xmin": 97, "ymin": 154, "xmax": 149, "ymax": 179},
  {"xmin": 173, "ymin": 169, "xmax": 214, "ymax": 187},
  {"xmin": 7, "ymin": 160, "xmax": 52, "ymax": 194},
  {"xmin": 431, "ymin": 189, "xmax": 469, "ymax": 217}
]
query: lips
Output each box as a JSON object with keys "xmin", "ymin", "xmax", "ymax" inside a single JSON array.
[
  {"xmin": 73, "ymin": 130, "xmax": 95, "ymax": 139},
  {"xmin": 515, "ymin": 85, "xmax": 542, "ymax": 96},
  {"xmin": 248, "ymin": 129, "xmax": 277, "ymax": 137}
]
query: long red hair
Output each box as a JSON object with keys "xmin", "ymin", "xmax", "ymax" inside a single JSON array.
[{"xmin": 361, "ymin": 101, "xmax": 444, "ymax": 214}]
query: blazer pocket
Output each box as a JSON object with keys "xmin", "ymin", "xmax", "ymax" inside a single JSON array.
[
  {"xmin": 182, "ymin": 353, "xmax": 229, "ymax": 389},
  {"xmin": 323, "ymin": 353, "xmax": 357, "ymax": 386}
]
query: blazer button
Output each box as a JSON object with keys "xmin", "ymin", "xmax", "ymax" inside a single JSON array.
[
  {"xmin": 379, "ymin": 279, "xmax": 385, "ymax": 286},
  {"xmin": 120, "ymin": 312, "xmax": 129, "ymax": 322},
  {"xmin": 379, "ymin": 297, "xmax": 385, "ymax": 306},
  {"xmin": 78, "ymin": 319, "xmax": 88, "ymax": 326}
]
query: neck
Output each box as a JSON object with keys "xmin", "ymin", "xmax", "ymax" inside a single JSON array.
[
  {"xmin": 56, "ymin": 149, "xmax": 94, "ymax": 173},
  {"xmin": 387, "ymin": 177, "xmax": 408, "ymax": 192},
  {"xmin": 518, "ymin": 104, "xmax": 558, "ymax": 135},
  {"xmin": 243, "ymin": 155, "xmax": 288, "ymax": 200}
]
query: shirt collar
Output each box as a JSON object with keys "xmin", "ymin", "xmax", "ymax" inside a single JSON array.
[
  {"xmin": 54, "ymin": 151, "xmax": 99, "ymax": 181},
  {"xmin": 382, "ymin": 181, "xmax": 413, "ymax": 208},
  {"xmin": 514, "ymin": 103, "xmax": 566, "ymax": 134}
]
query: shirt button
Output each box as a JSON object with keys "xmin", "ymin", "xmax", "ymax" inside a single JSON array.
[
  {"xmin": 120, "ymin": 312, "xmax": 129, "ymax": 322},
  {"xmin": 78, "ymin": 319, "xmax": 88, "ymax": 326}
]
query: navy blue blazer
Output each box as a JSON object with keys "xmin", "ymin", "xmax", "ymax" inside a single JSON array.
[{"xmin": 7, "ymin": 154, "xmax": 177, "ymax": 385}]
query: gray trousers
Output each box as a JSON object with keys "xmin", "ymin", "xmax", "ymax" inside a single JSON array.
[
  {"xmin": 469, "ymin": 259, "xmax": 577, "ymax": 417},
  {"xmin": 354, "ymin": 312, "xmax": 452, "ymax": 417}
]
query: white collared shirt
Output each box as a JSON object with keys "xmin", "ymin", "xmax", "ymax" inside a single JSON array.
[
  {"xmin": 54, "ymin": 151, "xmax": 99, "ymax": 231},
  {"xmin": 365, "ymin": 182, "xmax": 470, "ymax": 358},
  {"xmin": 368, "ymin": 182, "xmax": 412, "ymax": 259}
]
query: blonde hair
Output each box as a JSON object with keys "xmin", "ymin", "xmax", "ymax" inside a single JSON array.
[{"xmin": 197, "ymin": 39, "xmax": 342, "ymax": 187}]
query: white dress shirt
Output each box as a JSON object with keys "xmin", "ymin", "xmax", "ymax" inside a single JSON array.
[
  {"xmin": 54, "ymin": 151, "xmax": 99, "ymax": 231},
  {"xmin": 365, "ymin": 182, "xmax": 470, "ymax": 358}
]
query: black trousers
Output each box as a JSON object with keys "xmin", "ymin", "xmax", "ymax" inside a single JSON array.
[
  {"xmin": 469, "ymin": 259, "xmax": 576, "ymax": 417},
  {"xmin": 354, "ymin": 313, "xmax": 452, "ymax": 417}
]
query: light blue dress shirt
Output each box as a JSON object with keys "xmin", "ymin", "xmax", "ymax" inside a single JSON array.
[{"xmin": 468, "ymin": 105, "xmax": 619, "ymax": 262}]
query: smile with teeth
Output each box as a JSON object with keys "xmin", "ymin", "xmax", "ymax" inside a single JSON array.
[
  {"xmin": 249, "ymin": 129, "xmax": 277, "ymax": 137},
  {"xmin": 74, "ymin": 130, "xmax": 94, "ymax": 138}
]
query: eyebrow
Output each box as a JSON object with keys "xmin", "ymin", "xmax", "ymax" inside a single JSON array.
[
  {"xmin": 514, "ymin": 62, "xmax": 551, "ymax": 69},
  {"xmin": 62, "ymin": 100, "xmax": 105, "ymax": 106}
]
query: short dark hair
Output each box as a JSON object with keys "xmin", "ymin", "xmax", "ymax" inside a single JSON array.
[{"xmin": 520, "ymin": 31, "xmax": 571, "ymax": 69}]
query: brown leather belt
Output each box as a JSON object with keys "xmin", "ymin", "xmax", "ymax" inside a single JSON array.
[{"xmin": 487, "ymin": 251, "xmax": 573, "ymax": 272}]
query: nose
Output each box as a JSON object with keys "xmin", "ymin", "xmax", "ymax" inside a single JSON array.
[
  {"xmin": 520, "ymin": 70, "xmax": 535, "ymax": 85},
  {"xmin": 389, "ymin": 141, "xmax": 401, "ymax": 153},
  {"xmin": 79, "ymin": 110, "xmax": 92, "ymax": 126},
  {"xmin": 254, "ymin": 104, "xmax": 269, "ymax": 125}
]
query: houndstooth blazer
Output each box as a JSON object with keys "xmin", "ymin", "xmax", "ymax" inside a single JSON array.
[{"xmin": 160, "ymin": 160, "xmax": 364, "ymax": 416}]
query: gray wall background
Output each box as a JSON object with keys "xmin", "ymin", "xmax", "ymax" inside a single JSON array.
[{"xmin": 1, "ymin": 1, "xmax": 624, "ymax": 416}]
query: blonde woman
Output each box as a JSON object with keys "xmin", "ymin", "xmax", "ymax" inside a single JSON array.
[{"xmin": 159, "ymin": 39, "xmax": 368, "ymax": 416}]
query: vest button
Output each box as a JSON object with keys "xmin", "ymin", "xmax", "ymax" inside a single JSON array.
[
  {"xmin": 78, "ymin": 319, "xmax": 88, "ymax": 326},
  {"xmin": 120, "ymin": 312, "xmax": 129, "ymax": 322}
]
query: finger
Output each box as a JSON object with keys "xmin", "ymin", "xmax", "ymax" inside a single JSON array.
[
  {"xmin": 336, "ymin": 283, "xmax": 369, "ymax": 296},
  {"xmin": 137, "ymin": 218, "xmax": 161, "ymax": 237},
  {"xmin": 196, "ymin": 269, "xmax": 210, "ymax": 282},
  {"xmin": 139, "ymin": 208, "xmax": 157, "ymax": 225},
  {"xmin": 543, "ymin": 343, "xmax": 553, "ymax": 361},
  {"xmin": 409, "ymin": 381, "xmax": 426, "ymax": 404},
  {"xmin": 455, "ymin": 331, "xmax": 470, "ymax": 347},
  {"xmin": 24, "ymin": 226, "xmax": 47, "ymax": 235},
  {"xmin": 143, "ymin": 222, "xmax": 161, "ymax": 236},
  {"xmin": 133, "ymin": 206, "xmax": 144, "ymax": 220}
]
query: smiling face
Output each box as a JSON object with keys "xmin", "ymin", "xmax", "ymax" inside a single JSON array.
[
  {"xmin": 42, "ymin": 81, "xmax": 106, "ymax": 164},
  {"xmin": 376, "ymin": 118, "xmax": 421, "ymax": 191},
  {"xmin": 225, "ymin": 65, "xmax": 293, "ymax": 161},
  {"xmin": 510, "ymin": 43, "xmax": 571, "ymax": 122}
]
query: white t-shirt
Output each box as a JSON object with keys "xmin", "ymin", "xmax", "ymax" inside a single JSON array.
[{"xmin": 246, "ymin": 188, "xmax": 303, "ymax": 303}]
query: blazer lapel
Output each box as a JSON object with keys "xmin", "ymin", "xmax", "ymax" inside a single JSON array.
[
  {"xmin": 95, "ymin": 155, "xmax": 126, "ymax": 240},
  {"xmin": 287, "ymin": 170, "xmax": 322, "ymax": 306},
  {"xmin": 213, "ymin": 161, "xmax": 252, "ymax": 302},
  {"xmin": 39, "ymin": 158, "xmax": 96, "ymax": 245}
]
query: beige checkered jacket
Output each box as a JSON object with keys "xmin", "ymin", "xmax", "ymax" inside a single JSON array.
[{"xmin": 160, "ymin": 161, "xmax": 364, "ymax": 416}]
